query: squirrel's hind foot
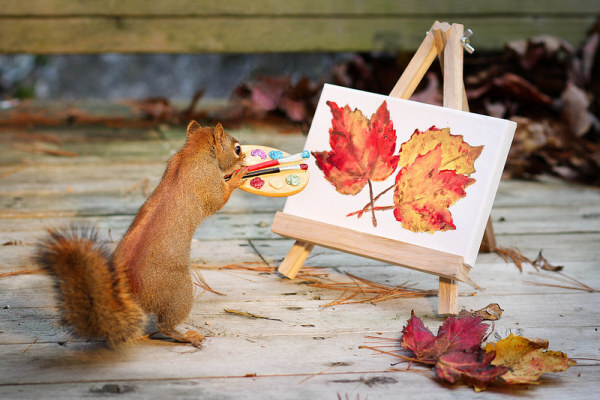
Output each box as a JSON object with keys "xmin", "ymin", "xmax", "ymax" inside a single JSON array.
[
  {"xmin": 184, "ymin": 330, "xmax": 205, "ymax": 347},
  {"xmin": 159, "ymin": 325, "xmax": 205, "ymax": 347}
]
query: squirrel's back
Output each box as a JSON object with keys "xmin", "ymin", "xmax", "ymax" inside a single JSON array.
[{"xmin": 34, "ymin": 225, "xmax": 146, "ymax": 344}]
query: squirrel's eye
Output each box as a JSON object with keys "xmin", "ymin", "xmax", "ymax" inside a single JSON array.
[{"xmin": 234, "ymin": 145, "xmax": 242, "ymax": 156}]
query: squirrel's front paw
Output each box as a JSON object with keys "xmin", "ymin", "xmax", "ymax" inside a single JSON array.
[{"xmin": 227, "ymin": 167, "xmax": 248, "ymax": 188}]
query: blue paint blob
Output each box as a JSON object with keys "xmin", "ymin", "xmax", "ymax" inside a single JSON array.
[{"xmin": 269, "ymin": 150, "xmax": 284, "ymax": 160}]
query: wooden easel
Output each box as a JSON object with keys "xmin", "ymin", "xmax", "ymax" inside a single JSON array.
[{"xmin": 271, "ymin": 21, "xmax": 496, "ymax": 315}]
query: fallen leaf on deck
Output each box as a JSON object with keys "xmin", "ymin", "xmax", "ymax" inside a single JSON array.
[
  {"xmin": 459, "ymin": 303, "xmax": 503, "ymax": 321},
  {"xmin": 393, "ymin": 312, "xmax": 575, "ymax": 390},
  {"xmin": 434, "ymin": 350, "xmax": 508, "ymax": 389},
  {"xmin": 401, "ymin": 311, "xmax": 490, "ymax": 363},
  {"xmin": 533, "ymin": 250, "xmax": 564, "ymax": 271},
  {"xmin": 485, "ymin": 334, "xmax": 576, "ymax": 385}
]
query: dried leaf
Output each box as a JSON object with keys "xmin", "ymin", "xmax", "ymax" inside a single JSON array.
[
  {"xmin": 394, "ymin": 312, "xmax": 575, "ymax": 391},
  {"xmin": 485, "ymin": 334, "xmax": 576, "ymax": 385},
  {"xmin": 492, "ymin": 73, "xmax": 554, "ymax": 107},
  {"xmin": 533, "ymin": 250, "xmax": 564, "ymax": 272},
  {"xmin": 249, "ymin": 76, "xmax": 287, "ymax": 112},
  {"xmin": 459, "ymin": 303, "xmax": 503, "ymax": 321},
  {"xmin": 435, "ymin": 350, "xmax": 508, "ymax": 387},
  {"xmin": 400, "ymin": 311, "xmax": 490, "ymax": 363},
  {"xmin": 409, "ymin": 72, "xmax": 442, "ymax": 106},
  {"xmin": 561, "ymin": 83, "xmax": 593, "ymax": 137}
]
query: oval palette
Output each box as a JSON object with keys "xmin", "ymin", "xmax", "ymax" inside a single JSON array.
[{"xmin": 239, "ymin": 145, "xmax": 310, "ymax": 197}]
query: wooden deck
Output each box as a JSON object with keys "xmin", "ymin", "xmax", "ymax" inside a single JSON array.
[
  {"xmin": 0, "ymin": 124, "xmax": 599, "ymax": 398},
  {"xmin": 1, "ymin": 0, "xmax": 597, "ymax": 53}
]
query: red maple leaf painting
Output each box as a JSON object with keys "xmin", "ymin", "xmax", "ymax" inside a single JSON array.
[{"xmin": 312, "ymin": 100, "xmax": 399, "ymax": 226}]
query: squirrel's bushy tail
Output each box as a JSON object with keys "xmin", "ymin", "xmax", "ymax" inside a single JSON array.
[{"xmin": 34, "ymin": 225, "xmax": 146, "ymax": 345}]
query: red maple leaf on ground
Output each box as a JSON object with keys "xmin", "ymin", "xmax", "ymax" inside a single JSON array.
[
  {"xmin": 401, "ymin": 310, "xmax": 490, "ymax": 363},
  {"xmin": 312, "ymin": 100, "xmax": 399, "ymax": 226},
  {"xmin": 396, "ymin": 311, "xmax": 575, "ymax": 391}
]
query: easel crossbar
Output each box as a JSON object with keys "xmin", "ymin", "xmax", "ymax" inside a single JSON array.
[{"xmin": 271, "ymin": 212, "xmax": 470, "ymax": 282}]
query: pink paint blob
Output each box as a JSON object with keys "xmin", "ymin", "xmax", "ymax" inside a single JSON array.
[
  {"xmin": 250, "ymin": 177, "xmax": 265, "ymax": 189},
  {"xmin": 251, "ymin": 149, "xmax": 267, "ymax": 159}
]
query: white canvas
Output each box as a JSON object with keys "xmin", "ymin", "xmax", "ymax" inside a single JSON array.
[{"xmin": 282, "ymin": 84, "xmax": 516, "ymax": 266}]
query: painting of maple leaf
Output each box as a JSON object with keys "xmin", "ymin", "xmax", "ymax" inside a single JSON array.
[
  {"xmin": 391, "ymin": 127, "xmax": 482, "ymax": 233},
  {"xmin": 393, "ymin": 144, "xmax": 475, "ymax": 233},
  {"xmin": 398, "ymin": 126, "xmax": 483, "ymax": 174},
  {"xmin": 344, "ymin": 125, "xmax": 482, "ymax": 233},
  {"xmin": 312, "ymin": 100, "xmax": 399, "ymax": 226}
]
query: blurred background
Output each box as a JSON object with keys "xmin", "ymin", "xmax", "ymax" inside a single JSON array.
[{"xmin": 1, "ymin": 1, "xmax": 599, "ymax": 185}]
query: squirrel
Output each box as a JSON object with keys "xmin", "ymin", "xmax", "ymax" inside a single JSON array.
[{"xmin": 34, "ymin": 121, "xmax": 247, "ymax": 347}]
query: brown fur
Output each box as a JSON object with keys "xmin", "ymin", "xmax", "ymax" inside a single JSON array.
[{"xmin": 34, "ymin": 121, "xmax": 246, "ymax": 347}]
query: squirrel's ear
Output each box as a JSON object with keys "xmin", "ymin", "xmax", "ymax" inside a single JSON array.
[
  {"xmin": 213, "ymin": 123, "xmax": 226, "ymax": 144},
  {"xmin": 186, "ymin": 120, "xmax": 202, "ymax": 139}
]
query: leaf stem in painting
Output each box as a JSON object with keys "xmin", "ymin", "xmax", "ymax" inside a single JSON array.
[
  {"xmin": 354, "ymin": 183, "xmax": 395, "ymax": 219},
  {"xmin": 368, "ymin": 179, "xmax": 377, "ymax": 227},
  {"xmin": 347, "ymin": 205, "xmax": 395, "ymax": 218}
]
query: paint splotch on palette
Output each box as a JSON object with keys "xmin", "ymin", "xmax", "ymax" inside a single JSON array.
[
  {"xmin": 239, "ymin": 145, "xmax": 310, "ymax": 197},
  {"xmin": 285, "ymin": 175, "xmax": 301, "ymax": 186},
  {"xmin": 251, "ymin": 148, "xmax": 267, "ymax": 159},
  {"xmin": 250, "ymin": 177, "xmax": 265, "ymax": 189}
]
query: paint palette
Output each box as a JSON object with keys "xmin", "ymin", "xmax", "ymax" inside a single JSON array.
[{"xmin": 239, "ymin": 145, "xmax": 310, "ymax": 197}]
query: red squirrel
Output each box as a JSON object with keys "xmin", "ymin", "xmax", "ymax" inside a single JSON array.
[{"xmin": 34, "ymin": 121, "xmax": 247, "ymax": 347}]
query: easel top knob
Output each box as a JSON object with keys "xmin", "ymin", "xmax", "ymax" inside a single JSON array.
[{"xmin": 461, "ymin": 29, "xmax": 475, "ymax": 54}]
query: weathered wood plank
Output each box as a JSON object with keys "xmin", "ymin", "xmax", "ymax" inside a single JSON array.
[
  {"xmin": 1, "ymin": 124, "xmax": 598, "ymax": 399},
  {"xmin": 2, "ymin": 0, "xmax": 596, "ymax": 16},
  {"xmin": 0, "ymin": 200, "xmax": 596, "ymax": 236},
  {"xmin": 0, "ymin": 363, "xmax": 598, "ymax": 400},
  {"xmin": 0, "ymin": 16, "xmax": 594, "ymax": 54}
]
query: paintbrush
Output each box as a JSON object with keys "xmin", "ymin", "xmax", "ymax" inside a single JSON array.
[
  {"xmin": 244, "ymin": 150, "xmax": 310, "ymax": 172},
  {"xmin": 225, "ymin": 164, "xmax": 308, "ymax": 181}
]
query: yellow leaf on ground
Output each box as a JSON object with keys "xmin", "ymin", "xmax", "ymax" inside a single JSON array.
[{"xmin": 485, "ymin": 334, "xmax": 576, "ymax": 385}]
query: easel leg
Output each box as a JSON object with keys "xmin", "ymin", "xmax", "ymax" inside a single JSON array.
[
  {"xmin": 277, "ymin": 240, "xmax": 314, "ymax": 279},
  {"xmin": 438, "ymin": 277, "xmax": 458, "ymax": 315},
  {"xmin": 480, "ymin": 216, "xmax": 497, "ymax": 253}
]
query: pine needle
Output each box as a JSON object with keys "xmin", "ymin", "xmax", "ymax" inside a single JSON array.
[
  {"xmin": 307, "ymin": 272, "xmax": 440, "ymax": 307},
  {"xmin": 0, "ymin": 269, "xmax": 40, "ymax": 279},
  {"xmin": 191, "ymin": 269, "xmax": 226, "ymax": 296},
  {"xmin": 192, "ymin": 263, "xmax": 452, "ymax": 307},
  {"xmin": 525, "ymin": 271, "xmax": 598, "ymax": 292},
  {"xmin": 22, "ymin": 333, "xmax": 42, "ymax": 354},
  {"xmin": 493, "ymin": 247, "xmax": 537, "ymax": 272}
]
